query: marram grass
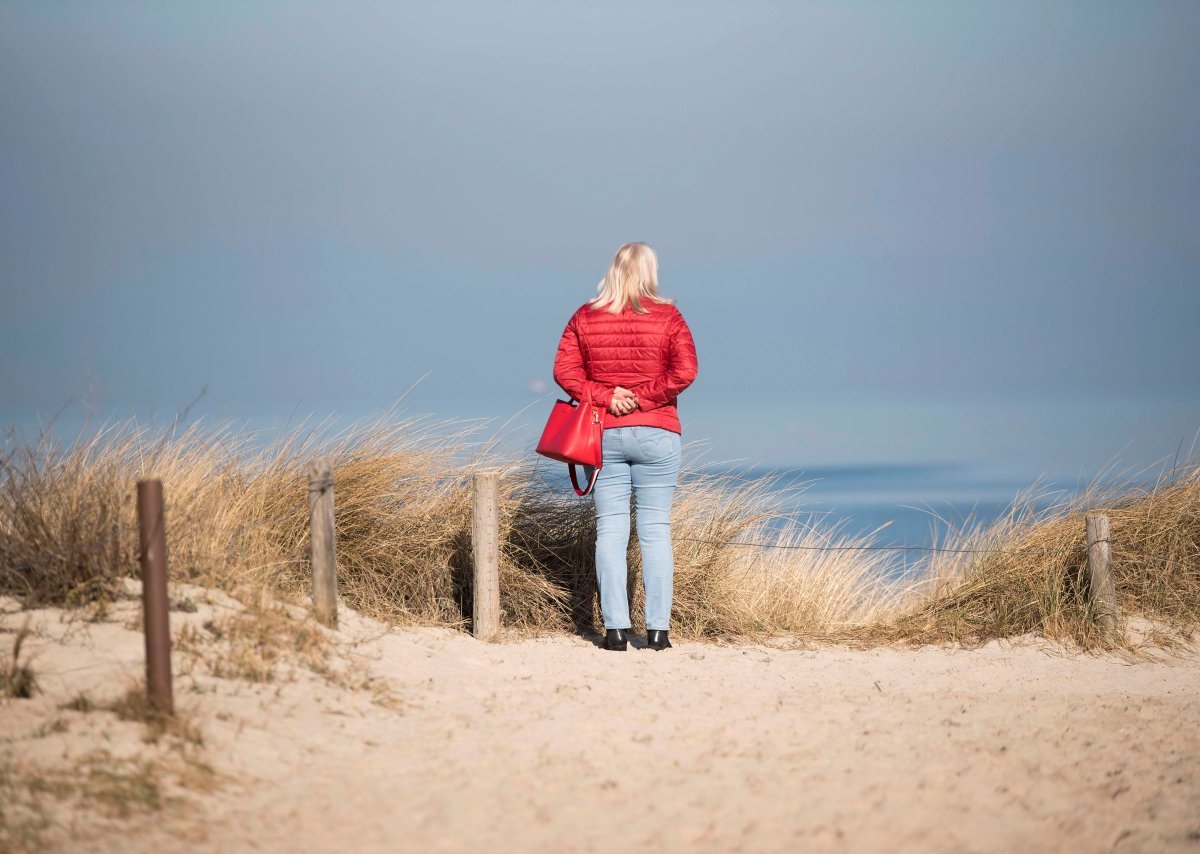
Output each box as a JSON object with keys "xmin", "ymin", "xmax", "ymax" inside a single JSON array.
[{"xmin": 1, "ymin": 414, "xmax": 1197, "ymax": 649}]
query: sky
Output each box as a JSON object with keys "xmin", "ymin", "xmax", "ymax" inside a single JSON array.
[{"xmin": 2, "ymin": 1, "xmax": 1198, "ymax": 473}]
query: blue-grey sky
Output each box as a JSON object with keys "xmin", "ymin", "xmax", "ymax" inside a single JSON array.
[{"xmin": 2, "ymin": 1, "xmax": 1198, "ymax": 470}]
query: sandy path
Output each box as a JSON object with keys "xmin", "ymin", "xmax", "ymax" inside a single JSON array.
[{"xmin": 3, "ymin": 595, "xmax": 1198, "ymax": 853}]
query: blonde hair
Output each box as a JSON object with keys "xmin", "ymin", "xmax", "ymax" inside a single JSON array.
[{"xmin": 590, "ymin": 242, "xmax": 674, "ymax": 314}]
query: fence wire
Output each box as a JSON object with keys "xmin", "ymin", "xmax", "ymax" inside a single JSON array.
[{"xmin": 671, "ymin": 537, "xmax": 1010, "ymax": 555}]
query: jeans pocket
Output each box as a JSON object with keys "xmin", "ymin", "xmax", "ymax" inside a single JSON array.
[{"xmin": 637, "ymin": 428, "xmax": 679, "ymax": 461}]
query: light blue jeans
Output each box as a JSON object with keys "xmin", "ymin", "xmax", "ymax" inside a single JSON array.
[{"xmin": 588, "ymin": 426, "xmax": 682, "ymax": 631}]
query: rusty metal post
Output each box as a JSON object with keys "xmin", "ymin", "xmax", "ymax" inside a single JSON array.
[
  {"xmin": 137, "ymin": 479, "xmax": 173, "ymax": 715},
  {"xmin": 308, "ymin": 458, "xmax": 338, "ymax": 629}
]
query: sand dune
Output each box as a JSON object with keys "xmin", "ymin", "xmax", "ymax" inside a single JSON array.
[{"xmin": 2, "ymin": 587, "xmax": 1198, "ymax": 853}]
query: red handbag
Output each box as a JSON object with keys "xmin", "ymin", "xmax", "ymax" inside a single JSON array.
[{"xmin": 535, "ymin": 389, "xmax": 606, "ymax": 496}]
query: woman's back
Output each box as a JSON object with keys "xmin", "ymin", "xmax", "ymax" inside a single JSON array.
[
  {"xmin": 554, "ymin": 300, "xmax": 697, "ymax": 434},
  {"xmin": 571, "ymin": 299, "xmax": 680, "ymax": 386}
]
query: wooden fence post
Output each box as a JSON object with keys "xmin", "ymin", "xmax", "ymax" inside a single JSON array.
[
  {"xmin": 308, "ymin": 458, "xmax": 338, "ymax": 629},
  {"xmin": 1085, "ymin": 512, "xmax": 1120, "ymax": 640},
  {"xmin": 471, "ymin": 471, "xmax": 500, "ymax": 641},
  {"xmin": 137, "ymin": 479, "xmax": 173, "ymax": 715}
]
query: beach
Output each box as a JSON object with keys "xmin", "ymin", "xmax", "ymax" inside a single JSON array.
[
  {"xmin": 3, "ymin": 587, "xmax": 1197, "ymax": 853},
  {"xmin": 5, "ymin": 2, "xmax": 1200, "ymax": 850}
]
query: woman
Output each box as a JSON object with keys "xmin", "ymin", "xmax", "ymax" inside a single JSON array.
[{"xmin": 552, "ymin": 243, "xmax": 699, "ymax": 652}]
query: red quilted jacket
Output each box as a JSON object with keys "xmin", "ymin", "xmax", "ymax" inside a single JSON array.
[{"xmin": 552, "ymin": 299, "xmax": 698, "ymax": 434}]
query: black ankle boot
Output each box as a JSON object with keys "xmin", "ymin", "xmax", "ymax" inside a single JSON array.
[
  {"xmin": 603, "ymin": 628, "xmax": 628, "ymax": 651},
  {"xmin": 646, "ymin": 630, "xmax": 672, "ymax": 651}
]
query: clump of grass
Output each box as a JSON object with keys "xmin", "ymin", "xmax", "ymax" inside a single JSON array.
[
  {"xmin": 1, "ymin": 421, "xmax": 242, "ymax": 606},
  {"xmin": 175, "ymin": 597, "xmax": 329, "ymax": 684},
  {"xmin": 103, "ymin": 686, "xmax": 204, "ymax": 746},
  {"xmin": 1, "ymin": 751, "xmax": 173, "ymax": 851},
  {"xmin": 3, "ymin": 682, "xmax": 218, "ymax": 849},
  {"xmin": 173, "ymin": 594, "xmax": 398, "ymax": 704},
  {"xmin": 30, "ymin": 718, "xmax": 69, "ymax": 738},
  {"xmin": 27, "ymin": 751, "xmax": 166, "ymax": 818},
  {"xmin": 59, "ymin": 691, "xmax": 94, "ymax": 712},
  {"xmin": 77, "ymin": 757, "xmax": 166, "ymax": 818},
  {"xmin": 1, "ymin": 621, "xmax": 37, "ymax": 699},
  {"xmin": 0, "ymin": 758, "xmax": 54, "ymax": 853},
  {"xmin": 169, "ymin": 596, "xmax": 198, "ymax": 613},
  {"xmin": 878, "ymin": 464, "xmax": 1200, "ymax": 648}
]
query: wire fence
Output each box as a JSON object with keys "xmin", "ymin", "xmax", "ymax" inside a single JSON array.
[{"xmin": 671, "ymin": 537, "xmax": 1010, "ymax": 554}]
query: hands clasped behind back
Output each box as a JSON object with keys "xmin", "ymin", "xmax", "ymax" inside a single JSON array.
[{"xmin": 609, "ymin": 386, "xmax": 638, "ymax": 417}]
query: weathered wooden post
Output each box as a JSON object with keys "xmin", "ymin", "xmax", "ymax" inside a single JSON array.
[
  {"xmin": 471, "ymin": 471, "xmax": 501, "ymax": 641},
  {"xmin": 137, "ymin": 479, "xmax": 173, "ymax": 714},
  {"xmin": 1085, "ymin": 512, "xmax": 1120, "ymax": 640},
  {"xmin": 308, "ymin": 458, "xmax": 338, "ymax": 629}
]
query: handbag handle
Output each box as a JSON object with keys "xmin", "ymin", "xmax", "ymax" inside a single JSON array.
[{"xmin": 569, "ymin": 463, "xmax": 601, "ymax": 497}]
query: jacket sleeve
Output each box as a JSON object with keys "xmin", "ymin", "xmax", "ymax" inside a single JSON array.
[
  {"xmin": 630, "ymin": 311, "xmax": 698, "ymax": 412},
  {"xmin": 552, "ymin": 312, "xmax": 615, "ymax": 408}
]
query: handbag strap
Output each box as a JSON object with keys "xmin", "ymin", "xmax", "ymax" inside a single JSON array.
[{"xmin": 569, "ymin": 463, "xmax": 601, "ymax": 497}]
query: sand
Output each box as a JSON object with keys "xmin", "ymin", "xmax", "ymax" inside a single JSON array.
[{"xmin": 2, "ymin": 586, "xmax": 1198, "ymax": 853}]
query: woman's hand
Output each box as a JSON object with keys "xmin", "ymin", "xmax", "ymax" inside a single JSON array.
[{"xmin": 609, "ymin": 387, "xmax": 638, "ymax": 417}]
